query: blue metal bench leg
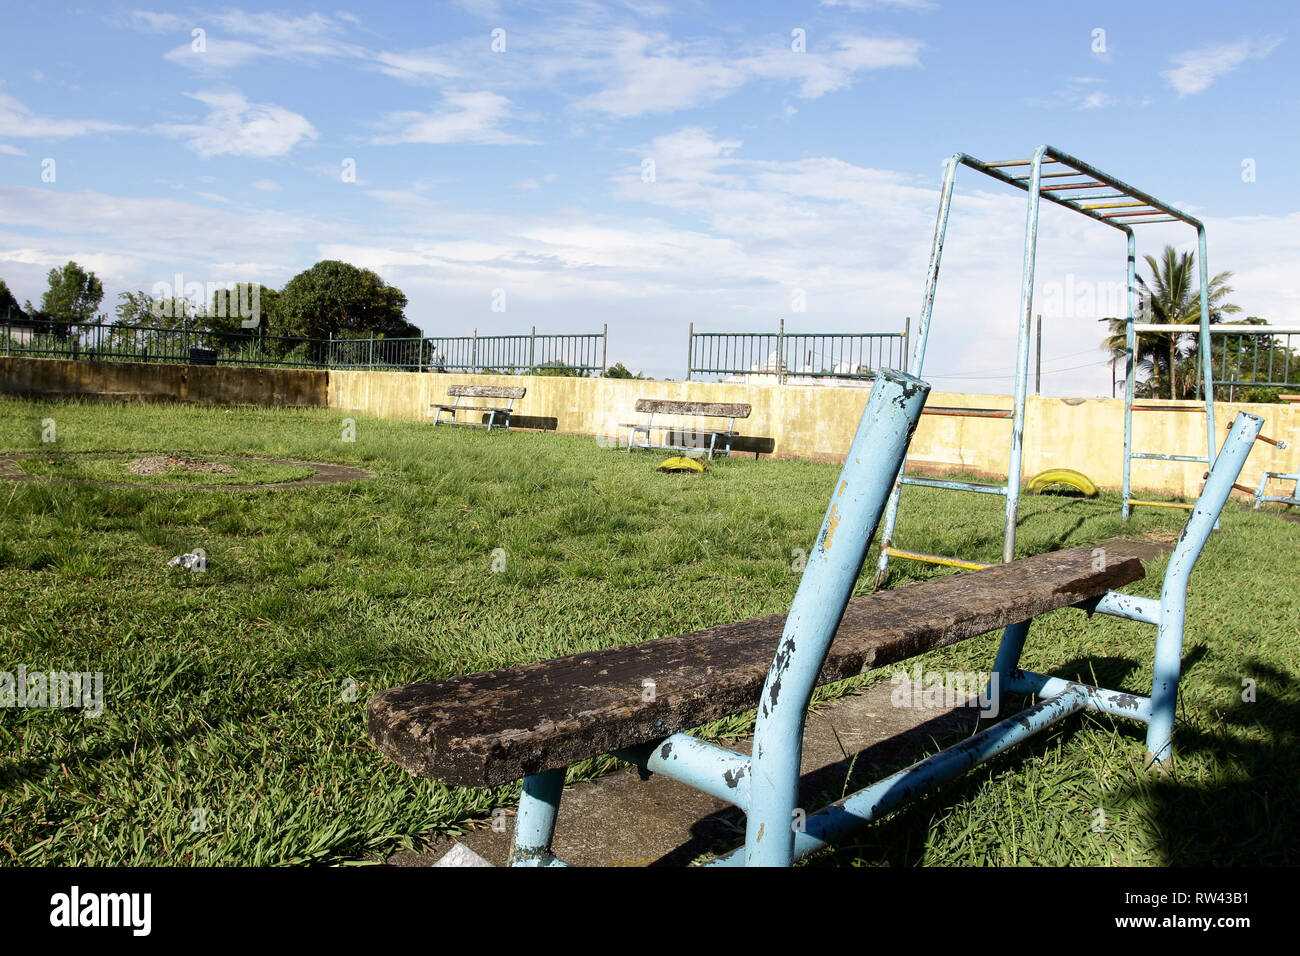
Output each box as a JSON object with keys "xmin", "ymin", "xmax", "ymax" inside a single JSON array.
[
  {"xmin": 1144, "ymin": 412, "xmax": 1262, "ymax": 767},
  {"xmin": 745, "ymin": 370, "xmax": 930, "ymax": 866},
  {"xmin": 984, "ymin": 619, "xmax": 1031, "ymax": 721},
  {"xmin": 509, "ymin": 769, "xmax": 567, "ymax": 867}
]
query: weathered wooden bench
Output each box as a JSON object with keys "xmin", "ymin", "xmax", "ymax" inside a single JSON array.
[
  {"xmin": 372, "ymin": 371, "xmax": 1265, "ymax": 866},
  {"xmin": 432, "ymin": 384, "xmax": 525, "ymax": 430},
  {"xmin": 623, "ymin": 399, "xmax": 751, "ymax": 459}
]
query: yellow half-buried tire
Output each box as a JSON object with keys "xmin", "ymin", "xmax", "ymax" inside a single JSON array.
[
  {"xmin": 1027, "ymin": 468, "xmax": 1098, "ymax": 498},
  {"xmin": 657, "ymin": 456, "xmax": 706, "ymax": 473}
]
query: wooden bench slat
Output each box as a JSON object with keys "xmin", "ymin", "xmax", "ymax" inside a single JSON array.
[
  {"xmin": 433, "ymin": 404, "xmax": 514, "ymax": 413},
  {"xmin": 633, "ymin": 399, "xmax": 751, "ymax": 418},
  {"xmin": 623, "ymin": 424, "xmax": 739, "ymax": 436},
  {"xmin": 448, "ymin": 385, "xmax": 526, "ymax": 399},
  {"xmin": 369, "ymin": 547, "xmax": 1143, "ymax": 788}
]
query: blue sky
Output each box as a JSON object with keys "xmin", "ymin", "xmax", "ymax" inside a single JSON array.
[{"xmin": 1, "ymin": 0, "xmax": 1297, "ymax": 394}]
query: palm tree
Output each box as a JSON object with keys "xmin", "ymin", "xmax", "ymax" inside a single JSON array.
[{"xmin": 1100, "ymin": 245, "xmax": 1239, "ymax": 399}]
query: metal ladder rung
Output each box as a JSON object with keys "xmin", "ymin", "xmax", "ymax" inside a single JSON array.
[
  {"xmin": 899, "ymin": 475, "xmax": 1007, "ymax": 495},
  {"xmin": 988, "ymin": 157, "xmax": 1064, "ymax": 168},
  {"xmin": 883, "ymin": 547, "xmax": 991, "ymax": 571},
  {"xmin": 921, "ymin": 406, "xmax": 1013, "ymax": 419},
  {"xmin": 1128, "ymin": 499, "xmax": 1195, "ymax": 511},
  {"xmin": 1131, "ymin": 453, "xmax": 1209, "ymax": 463}
]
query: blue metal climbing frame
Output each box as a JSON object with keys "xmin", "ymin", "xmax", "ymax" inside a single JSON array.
[
  {"xmin": 507, "ymin": 366, "xmax": 1264, "ymax": 866},
  {"xmin": 1255, "ymin": 470, "xmax": 1300, "ymax": 510},
  {"xmin": 871, "ymin": 145, "xmax": 1216, "ymax": 588}
]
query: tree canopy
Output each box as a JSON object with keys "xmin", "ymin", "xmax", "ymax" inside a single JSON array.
[
  {"xmin": 1101, "ymin": 245, "xmax": 1240, "ymax": 400},
  {"xmin": 36, "ymin": 262, "xmax": 104, "ymax": 324},
  {"xmin": 275, "ymin": 261, "xmax": 417, "ymax": 340},
  {"xmin": 0, "ymin": 278, "xmax": 28, "ymax": 323}
]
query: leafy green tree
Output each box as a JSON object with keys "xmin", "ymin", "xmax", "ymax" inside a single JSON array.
[
  {"xmin": 207, "ymin": 283, "xmax": 279, "ymax": 335},
  {"xmin": 113, "ymin": 290, "xmax": 201, "ymax": 331},
  {"xmin": 531, "ymin": 360, "xmax": 588, "ymax": 377},
  {"xmin": 1, "ymin": 278, "xmax": 28, "ymax": 323},
  {"xmin": 276, "ymin": 261, "xmax": 416, "ymax": 340},
  {"xmin": 38, "ymin": 261, "xmax": 104, "ymax": 325},
  {"xmin": 1100, "ymin": 245, "xmax": 1239, "ymax": 399},
  {"xmin": 602, "ymin": 362, "xmax": 647, "ymax": 379}
]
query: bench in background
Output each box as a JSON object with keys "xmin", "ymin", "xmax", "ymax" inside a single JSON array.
[
  {"xmin": 623, "ymin": 399, "xmax": 751, "ymax": 459},
  {"xmin": 432, "ymin": 384, "xmax": 526, "ymax": 430}
]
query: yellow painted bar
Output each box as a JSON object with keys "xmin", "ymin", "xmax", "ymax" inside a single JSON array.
[
  {"xmin": 986, "ymin": 158, "xmax": 1062, "ymax": 167},
  {"xmin": 1078, "ymin": 201, "xmax": 1147, "ymax": 210},
  {"xmin": 884, "ymin": 547, "xmax": 991, "ymax": 571},
  {"xmin": 1128, "ymin": 500, "xmax": 1195, "ymax": 510}
]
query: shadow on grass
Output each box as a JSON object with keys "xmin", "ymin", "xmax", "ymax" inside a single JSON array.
[{"xmin": 655, "ymin": 642, "xmax": 1298, "ymax": 866}]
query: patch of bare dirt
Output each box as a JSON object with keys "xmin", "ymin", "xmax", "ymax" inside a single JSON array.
[{"xmin": 127, "ymin": 455, "xmax": 236, "ymax": 476}]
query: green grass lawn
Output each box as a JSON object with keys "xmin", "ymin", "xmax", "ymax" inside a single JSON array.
[
  {"xmin": 1, "ymin": 396, "xmax": 1297, "ymax": 866},
  {"xmin": 12, "ymin": 452, "xmax": 316, "ymax": 487}
]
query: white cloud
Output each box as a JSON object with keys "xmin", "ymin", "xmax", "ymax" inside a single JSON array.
[
  {"xmin": 1026, "ymin": 78, "xmax": 1141, "ymax": 111},
  {"xmin": 0, "ymin": 92, "xmax": 133, "ymax": 139},
  {"xmin": 372, "ymin": 50, "xmax": 461, "ymax": 83},
  {"xmin": 120, "ymin": 10, "xmax": 187, "ymax": 33},
  {"xmin": 0, "ymin": 144, "xmax": 26, "ymax": 155},
  {"xmin": 561, "ymin": 29, "xmax": 923, "ymax": 117},
  {"xmin": 251, "ymin": 179, "xmax": 281, "ymax": 191},
  {"xmin": 1163, "ymin": 36, "xmax": 1283, "ymax": 97},
  {"xmin": 743, "ymin": 36, "xmax": 924, "ymax": 98},
  {"xmin": 157, "ymin": 91, "xmax": 318, "ymax": 158},
  {"xmin": 370, "ymin": 91, "xmax": 533, "ymax": 145},
  {"xmin": 820, "ymin": 0, "xmax": 937, "ymax": 10},
  {"xmin": 159, "ymin": 10, "xmax": 369, "ymax": 72},
  {"xmin": 1080, "ymin": 90, "xmax": 1115, "ymax": 110}
]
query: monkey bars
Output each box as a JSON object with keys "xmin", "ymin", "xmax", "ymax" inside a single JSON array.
[{"xmin": 873, "ymin": 145, "xmax": 1216, "ymax": 588}]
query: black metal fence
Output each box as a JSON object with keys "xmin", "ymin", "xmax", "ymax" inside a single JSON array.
[
  {"xmin": 1, "ymin": 319, "xmax": 608, "ymax": 376},
  {"xmin": 687, "ymin": 318, "xmax": 910, "ymax": 383}
]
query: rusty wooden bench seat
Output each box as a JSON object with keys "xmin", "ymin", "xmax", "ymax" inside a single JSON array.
[
  {"xmin": 369, "ymin": 546, "xmax": 1142, "ymax": 789},
  {"xmin": 432, "ymin": 384, "xmax": 526, "ymax": 430},
  {"xmin": 623, "ymin": 399, "xmax": 751, "ymax": 459}
]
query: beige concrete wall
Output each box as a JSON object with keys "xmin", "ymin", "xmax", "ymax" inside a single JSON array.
[
  {"xmin": 0, "ymin": 357, "xmax": 327, "ymax": 407},
  {"xmin": 330, "ymin": 369, "xmax": 1300, "ymax": 498}
]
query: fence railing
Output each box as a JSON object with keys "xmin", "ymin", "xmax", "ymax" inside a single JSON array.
[
  {"xmin": 687, "ymin": 318, "xmax": 910, "ymax": 384},
  {"xmin": 1209, "ymin": 326, "xmax": 1300, "ymax": 399},
  {"xmin": 2, "ymin": 319, "xmax": 608, "ymax": 376},
  {"xmin": 420, "ymin": 325, "xmax": 607, "ymax": 375}
]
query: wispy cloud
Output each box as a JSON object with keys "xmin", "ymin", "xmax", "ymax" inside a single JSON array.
[
  {"xmin": 157, "ymin": 91, "xmax": 318, "ymax": 158},
  {"xmin": 1163, "ymin": 36, "xmax": 1283, "ymax": 96},
  {"xmin": 0, "ymin": 92, "xmax": 133, "ymax": 139},
  {"xmin": 819, "ymin": 0, "xmax": 938, "ymax": 10},
  {"xmin": 158, "ymin": 9, "xmax": 369, "ymax": 72},
  {"xmin": 369, "ymin": 91, "xmax": 534, "ymax": 145},
  {"xmin": 551, "ymin": 28, "xmax": 923, "ymax": 118},
  {"xmin": 1025, "ymin": 77, "xmax": 1146, "ymax": 111}
]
